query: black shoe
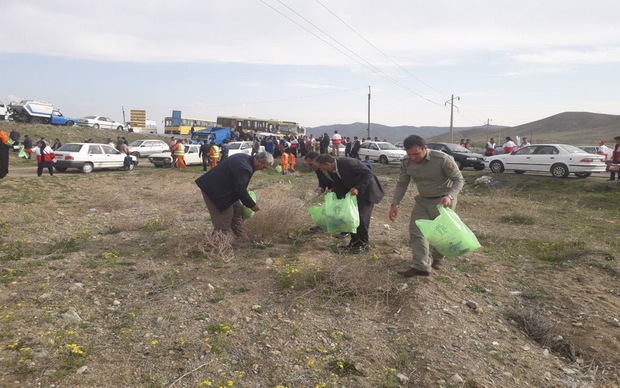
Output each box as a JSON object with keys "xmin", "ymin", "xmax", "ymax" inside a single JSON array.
[
  {"xmin": 335, "ymin": 232, "xmax": 349, "ymax": 239},
  {"xmin": 431, "ymin": 261, "xmax": 444, "ymax": 270},
  {"xmin": 309, "ymin": 225, "xmax": 323, "ymax": 232},
  {"xmin": 348, "ymin": 245, "xmax": 369, "ymax": 254}
]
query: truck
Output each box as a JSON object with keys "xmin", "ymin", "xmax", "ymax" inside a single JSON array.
[
  {"xmin": 0, "ymin": 99, "xmax": 7, "ymax": 120},
  {"xmin": 191, "ymin": 127, "xmax": 232, "ymax": 145},
  {"xmin": 8, "ymin": 100, "xmax": 77, "ymax": 126}
]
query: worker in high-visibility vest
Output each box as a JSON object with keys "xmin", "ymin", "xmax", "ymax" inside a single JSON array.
[
  {"xmin": 288, "ymin": 150, "xmax": 296, "ymax": 173},
  {"xmin": 280, "ymin": 151, "xmax": 289, "ymax": 175},
  {"xmin": 171, "ymin": 140, "xmax": 186, "ymax": 169},
  {"xmin": 208, "ymin": 141, "xmax": 220, "ymax": 168}
]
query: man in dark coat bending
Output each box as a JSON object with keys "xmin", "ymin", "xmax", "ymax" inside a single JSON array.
[
  {"xmin": 314, "ymin": 154, "xmax": 384, "ymax": 253},
  {"xmin": 195, "ymin": 152, "xmax": 273, "ymax": 238}
]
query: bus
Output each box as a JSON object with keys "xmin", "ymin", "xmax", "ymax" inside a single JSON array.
[
  {"xmin": 164, "ymin": 115, "xmax": 217, "ymax": 135},
  {"xmin": 216, "ymin": 116, "xmax": 305, "ymax": 137}
]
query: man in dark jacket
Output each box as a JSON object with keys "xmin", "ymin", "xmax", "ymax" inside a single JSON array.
[
  {"xmin": 314, "ymin": 154, "xmax": 384, "ymax": 253},
  {"xmin": 195, "ymin": 152, "xmax": 274, "ymax": 237},
  {"xmin": 350, "ymin": 136, "xmax": 361, "ymax": 159},
  {"xmin": 198, "ymin": 140, "xmax": 212, "ymax": 171}
]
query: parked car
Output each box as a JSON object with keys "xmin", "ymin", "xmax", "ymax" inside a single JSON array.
[
  {"xmin": 578, "ymin": 145, "xmax": 612, "ymax": 160},
  {"xmin": 227, "ymin": 141, "xmax": 265, "ymax": 156},
  {"xmin": 357, "ymin": 141, "xmax": 406, "ymax": 164},
  {"xmin": 127, "ymin": 139, "xmax": 170, "ymax": 157},
  {"xmin": 77, "ymin": 116, "xmax": 125, "ymax": 131},
  {"xmin": 485, "ymin": 144, "xmax": 606, "ymax": 178},
  {"xmin": 394, "ymin": 142, "xmax": 404, "ymax": 149},
  {"xmin": 54, "ymin": 143, "xmax": 138, "ymax": 173},
  {"xmin": 427, "ymin": 143, "xmax": 485, "ymax": 170},
  {"xmin": 148, "ymin": 144, "xmax": 201, "ymax": 167}
]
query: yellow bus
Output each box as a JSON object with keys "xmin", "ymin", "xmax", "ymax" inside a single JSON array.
[
  {"xmin": 164, "ymin": 112, "xmax": 217, "ymax": 135},
  {"xmin": 216, "ymin": 116, "xmax": 305, "ymax": 136}
]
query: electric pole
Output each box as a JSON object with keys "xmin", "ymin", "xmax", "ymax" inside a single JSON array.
[
  {"xmin": 485, "ymin": 118, "xmax": 492, "ymax": 140},
  {"xmin": 445, "ymin": 94, "xmax": 460, "ymax": 143},
  {"xmin": 367, "ymin": 86, "xmax": 371, "ymax": 140}
]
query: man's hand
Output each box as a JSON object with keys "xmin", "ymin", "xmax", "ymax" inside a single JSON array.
[
  {"xmin": 251, "ymin": 205, "xmax": 260, "ymax": 212},
  {"xmin": 389, "ymin": 204, "xmax": 398, "ymax": 222},
  {"xmin": 314, "ymin": 187, "xmax": 324, "ymax": 193},
  {"xmin": 349, "ymin": 188, "xmax": 359, "ymax": 196},
  {"xmin": 439, "ymin": 196, "xmax": 452, "ymax": 208}
]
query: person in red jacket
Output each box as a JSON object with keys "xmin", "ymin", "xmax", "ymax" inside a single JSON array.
[
  {"xmin": 34, "ymin": 140, "xmax": 56, "ymax": 177},
  {"xmin": 608, "ymin": 136, "xmax": 620, "ymax": 181}
]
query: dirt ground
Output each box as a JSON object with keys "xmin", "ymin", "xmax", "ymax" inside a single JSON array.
[{"xmin": 1, "ymin": 156, "xmax": 619, "ymax": 387}]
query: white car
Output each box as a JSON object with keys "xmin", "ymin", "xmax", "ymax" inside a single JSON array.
[
  {"xmin": 227, "ymin": 141, "xmax": 265, "ymax": 156},
  {"xmin": 77, "ymin": 116, "xmax": 126, "ymax": 131},
  {"xmin": 127, "ymin": 139, "xmax": 170, "ymax": 157},
  {"xmin": 54, "ymin": 143, "xmax": 138, "ymax": 173},
  {"xmin": 148, "ymin": 144, "xmax": 201, "ymax": 167},
  {"xmin": 485, "ymin": 144, "xmax": 606, "ymax": 178},
  {"xmin": 357, "ymin": 141, "xmax": 406, "ymax": 164}
]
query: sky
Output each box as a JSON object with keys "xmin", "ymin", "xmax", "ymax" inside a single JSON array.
[{"xmin": 1, "ymin": 0, "xmax": 619, "ymax": 130}]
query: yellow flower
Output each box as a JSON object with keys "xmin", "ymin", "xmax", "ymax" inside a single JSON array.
[{"xmin": 150, "ymin": 340, "xmax": 159, "ymax": 345}]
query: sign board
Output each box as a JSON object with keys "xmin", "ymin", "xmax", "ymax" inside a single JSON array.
[{"xmin": 130, "ymin": 110, "xmax": 146, "ymax": 128}]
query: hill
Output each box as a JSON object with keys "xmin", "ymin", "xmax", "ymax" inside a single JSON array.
[{"xmin": 430, "ymin": 112, "xmax": 620, "ymax": 145}]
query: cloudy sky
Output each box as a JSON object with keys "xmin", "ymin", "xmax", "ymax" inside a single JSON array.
[{"xmin": 2, "ymin": 0, "xmax": 619, "ymax": 130}]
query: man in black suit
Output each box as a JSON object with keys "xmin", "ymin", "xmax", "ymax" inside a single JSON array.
[{"xmin": 314, "ymin": 154, "xmax": 384, "ymax": 253}]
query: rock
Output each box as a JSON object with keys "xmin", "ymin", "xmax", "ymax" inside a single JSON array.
[
  {"xmin": 544, "ymin": 372, "xmax": 552, "ymax": 380},
  {"xmin": 39, "ymin": 292, "xmax": 52, "ymax": 299},
  {"xmin": 466, "ymin": 300, "xmax": 479, "ymax": 310},
  {"xmin": 43, "ymin": 369, "xmax": 57, "ymax": 376},
  {"xmin": 112, "ymin": 300, "xmax": 121, "ymax": 306},
  {"xmin": 265, "ymin": 258, "xmax": 273, "ymax": 266},
  {"xmin": 509, "ymin": 291, "xmax": 522, "ymax": 296},
  {"xmin": 572, "ymin": 322, "xmax": 583, "ymax": 327},
  {"xmin": 393, "ymin": 283, "xmax": 408, "ymax": 292},
  {"xmin": 33, "ymin": 349, "xmax": 50, "ymax": 360},
  {"xmin": 437, "ymin": 380, "xmax": 446, "ymax": 386},
  {"xmin": 343, "ymin": 333, "xmax": 354, "ymax": 340},
  {"xmin": 611, "ymin": 318, "xmax": 620, "ymax": 328},
  {"xmin": 76, "ymin": 366, "xmax": 88, "ymax": 374},
  {"xmin": 69, "ymin": 283, "xmax": 83, "ymax": 291},
  {"xmin": 449, "ymin": 374, "xmax": 464, "ymax": 384},
  {"xmin": 522, "ymin": 346, "xmax": 531, "ymax": 351},
  {"xmin": 207, "ymin": 283, "xmax": 215, "ymax": 291},
  {"xmin": 396, "ymin": 373, "xmax": 409, "ymax": 383},
  {"xmin": 157, "ymin": 317, "xmax": 164, "ymax": 322},
  {"xmin": 562, "ymin": 368, "xmax": 577, "ymax": 375},
  {"xmin": 62, "ymin": 310, "xmax": 82, "ymax": 322},
  {"xmin": 594, "ymin": 334, "xmax": 604, "ymax": 340}
]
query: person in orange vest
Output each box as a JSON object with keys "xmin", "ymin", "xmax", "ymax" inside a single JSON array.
[
  {"xmin": 0, "ymin": 130, "xmax": 10, "ymax": 179},
  {"xmin": 288, "ymin": 150, "xmax": 296, "ymax": 173},
  {"xmin": 280, "ymin": 150, "xmax": 289, "ymax": 175},
  {"xmin": 171, "ymin": 140, "xmax": 186, "ymax": 169},
  {"xmin": 208, "ymin": 141, "xmax": 220, "ymax": 168}
]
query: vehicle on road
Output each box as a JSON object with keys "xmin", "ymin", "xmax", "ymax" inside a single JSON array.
[
  {"xmin": 427, "ymin": 142, "xmax": 486, "ymax": 170},
  {"xmin": 54, "ymin": 143, "xmax": 138, "ymax": 173},
  {"xmin": 148, "ymin": 144, "xmax": 201, "ymax": 167},
  {"xmin": 127, "ymin": 139, "xmax": 170, "ymax": 157},
  {"xmin": 8, "ymin": 100, "xmax": 77, "ymax": 125},
  {"xmin": 357, "ymin": 141, "xmax": 406, "ymax": 164},
  {"xmin": 484, "ymin": 144, "xmax": 606, "ymax": 178},
  {"xmin": 227, "ymin": 141, "xmax": 265, "ymax": 156},
  {"xmin": 77, "ymin": 116, "xmax": 125, "ymax": 131}
]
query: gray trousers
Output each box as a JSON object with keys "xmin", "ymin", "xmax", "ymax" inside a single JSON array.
[
  {"xmin": 201, "ymin": 191, "xmax": 246, "ymax": 238},
  {"xmin": 409, "ymin": 196, "xmax": 458, "ymax": 272}
]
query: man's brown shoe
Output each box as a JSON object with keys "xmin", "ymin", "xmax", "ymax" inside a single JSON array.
[
  {"xmin": 397, "ymin": 268, "xmax": 430, "ymax": 277},
  {"xmin": 431, "ymin": 261, "xmax": 444, "ymax": 270}
]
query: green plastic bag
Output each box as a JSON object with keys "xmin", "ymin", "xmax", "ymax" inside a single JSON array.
[
  {"xmin": 415, "ymin": 205, "xmax": 481, "ymax": 258},
  {"xmin": 17, "ymin": 146, "xmax": 27, "ymax": 159},
  {"xmin": 308, "ymin": 192, "xmax": 335, "ymax": 231},
  {"xmin": 242, "ymin": 191, "xmax": 257, "ymax": 219},
  {"xmin": 275, "ymin": 165, "xmax": 282, "ymax": 173},
  {"xmin": 324, "ymin": 193, "xmax": 360, "ymax": 234}
]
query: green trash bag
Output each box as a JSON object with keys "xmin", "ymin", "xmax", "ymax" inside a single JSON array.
[
  {"xmin": 308, "ymin": 192, "xmax": 335, "ymax": 231},
  {"xmin": 275, "ymin": 165, "xmax": 282, "ymax": 173},
  {"xmin": 242, "ymin": 191, "xmax": 257, "ymax": 220},
  {"xmin": 17, "ymin": 146, "xmax": 27, "ymax": 159},
  {"xmin": 415, "ymin": 205, "xmax": 481, "ymax": 258},
  {"xmin": 324, "ymin": 193, "xmax": 360, "ymax": 234}
]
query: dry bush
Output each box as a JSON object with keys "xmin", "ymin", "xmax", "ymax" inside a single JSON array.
[
  {"xmin": 170, "ymin": 230, "xmax": 235, "ymax": 263},
  {"xmin": 508, "ymin": 305, "xmax": 577, "ymax": 361},
  {"xmin": 244, "ymin": 186, "xmax": 308, "ymax": 242}
]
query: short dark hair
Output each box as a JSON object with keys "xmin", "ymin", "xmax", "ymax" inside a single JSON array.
[
  {"xmin": 614, "ymin": 136, "xmax": 620, "ymax": 141},
  {"xmin": 403, "ymin": 135, "xmax": 426, "ymax": 150},
  {"xmin": 314, "ymin": 154, "xmax": 335, "ymax": 165},
  {"xmin": 304, "ymin": 151, "xmax": 319, "ymax": 160}
]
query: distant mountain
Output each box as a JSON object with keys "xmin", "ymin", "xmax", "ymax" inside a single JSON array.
[
  {"xmin": 307, "ymin": 122, "xmax": 470, "ymax": 143},
  {"xmin": 429, "ymin": 112, "xmax": 620, "ymax": 145}
]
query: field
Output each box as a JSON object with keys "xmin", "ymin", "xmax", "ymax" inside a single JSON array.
[{"xmin": 1, "ymin": 123, "xmax": 620, "ymax": 387}]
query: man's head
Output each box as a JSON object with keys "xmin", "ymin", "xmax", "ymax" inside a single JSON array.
[
  {"xmin": 314, "ymin": 154, "xmax": 336, "ymax": 171},
  {"xmin": 490, "ymin": 137, "xmax": 495, "ymax": 142},
  {"xmin": 253, "ymin": 152, "xmax": 274, "ymax": 170},
  {"xmin": 403, "ymin": 135, "xmax": 428, "ymax": 163},
  {"xmin": 614, "ymin": 136, "xmax": 620, "ymax": 143},
  {"xmin": 600, "ymin": 140, "xmax": 606, "ymax": 145},
  {"xmin": 304, "ymin": 151, "xmax": 320, "ymax": 170}
]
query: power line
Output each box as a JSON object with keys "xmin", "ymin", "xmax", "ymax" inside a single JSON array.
[
  {"xmin": 260, "ymin": 0, "xmax": 444, "ymax": 108},
  {"xmin": 314, "ymin": 0, "xmax": 448, "ymax": 99}
]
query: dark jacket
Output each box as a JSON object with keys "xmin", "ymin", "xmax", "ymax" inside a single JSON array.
[
  {"xmin": 315, "ymin": 170, "xmax": 334, "ymax": 192},
  {"xmin": 331, "ymin": 157, "xmax": 384, "ymax": 204},
  {"xmin": 195, "ymin": 153, "xmax": 257, "ymax": 211}
]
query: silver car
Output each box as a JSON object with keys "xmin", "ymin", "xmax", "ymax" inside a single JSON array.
[
  {"xmin": 54, "ymin": 143, "xmax": 138, "ymax": 173},
  {"xmin": 77, "ymin": 116, "xmax": 125, "ymax": 131},
  {"xmin": 128, "ymin": 139, "xmax": 170, "ymax": 157}
]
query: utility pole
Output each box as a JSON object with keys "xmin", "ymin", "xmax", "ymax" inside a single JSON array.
[
  {"xmin": 367, "ymin": 86, "xmax": 371, "ymax": 140},
  {"xmin": 485, "ymin": 118, "xmax": 492, "ymax": 140},
  {"xmin": 445, "ymin": 94, "xmax": 460, "ymax": 143}
]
